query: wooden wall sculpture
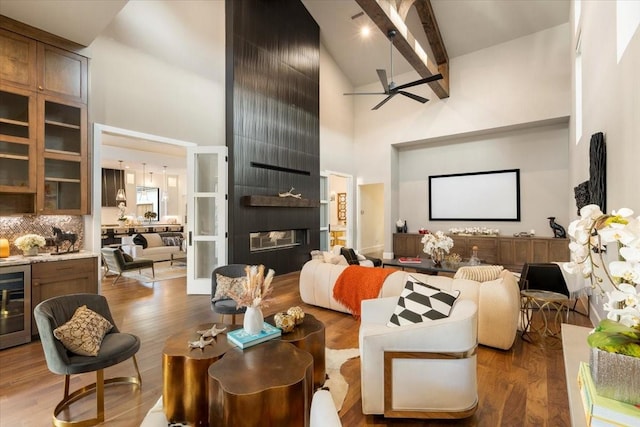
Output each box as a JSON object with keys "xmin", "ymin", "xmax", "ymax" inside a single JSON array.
[{"xmin": 226, "ymin": 0, "xmax": 320, "ymax": 273}]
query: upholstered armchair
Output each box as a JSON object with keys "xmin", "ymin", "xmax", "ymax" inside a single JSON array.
[
  {"xmin": 101, "ymin": 247, "xmax": 154, "ymax": 285},
  {"xmin": 34, "ymin": 293, "xmax": 141, "ymax": 426},
  {"xmin": 359, "ymin": 297, "xmax": 478, "ymax": 419}
]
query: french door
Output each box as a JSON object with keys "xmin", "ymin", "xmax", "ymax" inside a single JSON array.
[{"xmin": 186, "ymin": 146, "xmax": 227, "ymax": 294}]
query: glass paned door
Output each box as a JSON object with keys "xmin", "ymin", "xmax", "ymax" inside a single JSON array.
[{"xmin": 186, "ymin": 146, "xmax": 227, "ymax": 294}]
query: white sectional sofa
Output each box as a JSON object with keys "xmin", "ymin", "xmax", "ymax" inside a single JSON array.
[
  {"xmin": 121, "ymin": 232, "xmax": 184, "ymax": 262},
  {"xmin": 299, "ymin": 260, "xmax": 521, "ymax": 350}
]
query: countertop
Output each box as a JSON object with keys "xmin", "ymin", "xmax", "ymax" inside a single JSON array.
[{"xmin": 0, "ymin": 251, "xmax": 98, "ymax": 267}]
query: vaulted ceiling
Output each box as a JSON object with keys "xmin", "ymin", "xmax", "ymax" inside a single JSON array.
[{"xmin": 1, "ymin": 0, "xmax": 570, "ymax": 89}]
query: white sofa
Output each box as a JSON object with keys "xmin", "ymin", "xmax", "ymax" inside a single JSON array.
[
  {"xmin": 121, "ymin": 232, "xmax": 184, "ymax": 262},
  {"xmin": 299, "ymin": 260, "xmax": 520, "ymax": 350}
]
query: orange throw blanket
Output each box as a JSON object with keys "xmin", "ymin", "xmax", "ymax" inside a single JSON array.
[{"xmin": 333, "ymin": 265, "xmax": 395, "ymax": 317}]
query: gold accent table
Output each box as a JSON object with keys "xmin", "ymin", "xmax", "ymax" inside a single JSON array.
[
  {"xmin": 520, "ymin": 289, "xmax": 570, "ymax": 339},
  {"xmin": 208, "ymin": 340, "xmax": 314, "ymax": 426},
  {"xmin": 162, "ymin": 323, "xmax": 239, "ymax": 426},
  {"xmin": 265, "ymin": 312, "xmax": 326, "ymax": 389}
]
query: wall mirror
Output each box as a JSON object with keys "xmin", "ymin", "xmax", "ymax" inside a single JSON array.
[{"xmin": 136, "ymin": 186, "xmax": 159, "ymax": 220}]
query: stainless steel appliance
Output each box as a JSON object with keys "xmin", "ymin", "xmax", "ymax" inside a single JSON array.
[{"xmin": 0, "ymin": 264, "xmax": 31, "ymax": 350}]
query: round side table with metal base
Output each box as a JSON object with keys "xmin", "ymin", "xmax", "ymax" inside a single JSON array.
[{"xmin": 520, "ymin": 290, "xmax": 570, "ymax": 340}]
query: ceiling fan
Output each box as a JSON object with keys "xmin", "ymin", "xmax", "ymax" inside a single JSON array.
[{"xmin": 344, "ymin": 29, "xmax": 443, "ymax": 110}]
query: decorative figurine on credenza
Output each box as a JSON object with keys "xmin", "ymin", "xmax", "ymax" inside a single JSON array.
[
  {"xmin": 51, "ymin": 227, "xmax": 79, "ymax": 254},
  {"xmin": 547, "ymin": 217, "xmax": 567, "ymax": 238}
]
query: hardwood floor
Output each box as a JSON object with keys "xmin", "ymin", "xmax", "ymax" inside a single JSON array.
[{"xmin": 0, "ymin": 269, "xmax": 592, "ymax": 426}]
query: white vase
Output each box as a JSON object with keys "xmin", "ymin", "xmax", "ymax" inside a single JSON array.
[
  {"xmin": 243, "ymin": 306, "xmax": 264, "ymax": 335},
  {"xmin": 23, "ymin": 247, "xmax": 38, "ymax": 257}
]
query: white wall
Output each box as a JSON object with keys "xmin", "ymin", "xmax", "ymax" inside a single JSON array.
[
  {"xmin": 570, "ymin": 0, "xmax": 640, "ymax": 322},
  {"xmin": 359, "ymin": 183, "xmax": 384, "ymax": 254},
  {"xmin": 353, "ymin": 23, "xmax": 572, "ymax": 253},
  {"xmin": 398, "ymin": 122, "xmax": 569, "ymax": 237},
  {"xmin": 88, "ymin": 0, "xmax": 226, "ymax": 146}
]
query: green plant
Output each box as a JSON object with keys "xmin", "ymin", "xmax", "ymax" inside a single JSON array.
[{"xmin": 143, "ymin": 211, "xmax": 157, "ymax": 220}]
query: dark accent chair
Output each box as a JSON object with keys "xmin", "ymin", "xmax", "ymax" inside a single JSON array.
[
  {"xmin": 101, "ymin": 247, "xmax": 154, "ymax": 285},
  {"xmin": 211, "ymin": 264, "xmax": 247, "ymax": 324},
  {"xmin": 340, "ymin": 247, "xmax": 382, "ymax": 267},
  {"xmin": 33, "ymin": 293, "xmax": 141, "ymax": 427},
  {"xmin": 519, "ymin": 263, "xmax": 570, "ymax": 297}
]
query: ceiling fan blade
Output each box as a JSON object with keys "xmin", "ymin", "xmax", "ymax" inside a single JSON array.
[
  {"xmin": 376, "ymin": 69, "xmax": 389, "ymax": 93},
  {"xmin": 372, "ymin": 94, "xmax": 395, "ymax": 110},
  {"xmin": 398, "ymin": 91, "xmax": 428, "ymax": 104},
  {"xmin": 393, "ymin": 73, "xmax": 443, "ymax": 91},
  {"xmin": 343, "ymin": 92, "xmax": 387, "ymax": 96}
]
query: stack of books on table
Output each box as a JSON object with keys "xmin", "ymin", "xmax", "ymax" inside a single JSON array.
[
  {"xmin": 577, "ymin": 362, "xmax": 640, "ymax": 426},
  {"xmin": 398, "ymin": 257, "xmax": 422, "ymax": 264},
  {"xmin": 226, "ymin": 322, "xmax": 281, "ymax": 349}
]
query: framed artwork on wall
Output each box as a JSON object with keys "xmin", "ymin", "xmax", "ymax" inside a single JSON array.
[{"xmin": 337, "ymin": 193, "xmax": 346, "ymax": 221}]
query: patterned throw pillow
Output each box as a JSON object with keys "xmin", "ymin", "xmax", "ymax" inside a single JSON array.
[
  {"xmin": 213, "ymin": 274, "xmax": 246, "ymax": 302},
  {"xmin": 53, "ymin": 305, "xmax": 113, "ymax": 356},
  {"xmin": 388, "ymin": 275, "xmax": 460, "ymax": 327},
  {"xmin": 310, "ymin": 250, "xmax": 324, "ymax": 261},
  {"xmin": 454, "ymin": 265, "xmax": 504, "ymax": 282}
]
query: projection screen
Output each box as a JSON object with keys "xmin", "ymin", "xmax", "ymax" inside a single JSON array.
[{"xmin": 428, "ymin": 169, "xmax": 521, "ymax": 221}]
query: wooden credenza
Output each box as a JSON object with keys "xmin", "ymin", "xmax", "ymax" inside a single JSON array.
[{"xmin": 393, "ymin": 233, "xmax": 569, "ymax": 272}]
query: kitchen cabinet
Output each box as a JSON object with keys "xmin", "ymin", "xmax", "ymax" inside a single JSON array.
[
  {"xmin": 31, "ymin": 256, "xmax": 98, "ymax": 335},
  {"xmin": 0, "ymin": 20, "xmax": 89, "ymax": 215}
]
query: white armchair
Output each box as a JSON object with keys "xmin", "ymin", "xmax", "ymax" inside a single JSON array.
[{"xmin": 359, "ymin": 297, "xmax": 478, "ymax": 419}]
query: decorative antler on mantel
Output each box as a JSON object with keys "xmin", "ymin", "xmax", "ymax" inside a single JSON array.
[{"xmin": 278, "ymin": 187, "xmax": 302, "ymax": 199}]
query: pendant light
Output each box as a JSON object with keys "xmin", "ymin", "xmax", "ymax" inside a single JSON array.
[
  {"xmin": 115, "ymin": 160, "xmax": 127, "ymax": 202},
  {"xmin": 140, "ymin": 163, "xmax": 148, "ymax": 202}
]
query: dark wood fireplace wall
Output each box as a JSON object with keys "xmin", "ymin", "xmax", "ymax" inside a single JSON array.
[{"xmin": 226, "ymin": 0, "xmax": 320, "ymax": 274}]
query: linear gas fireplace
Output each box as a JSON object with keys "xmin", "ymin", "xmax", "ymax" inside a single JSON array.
[{"xmin": 250, "ymin": 230, "xmax": 307, "ymax": 253}]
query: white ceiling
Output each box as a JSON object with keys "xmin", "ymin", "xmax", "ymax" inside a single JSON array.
[
  {"xmin": 1, "ymin": 0, "xmax": 569, "ymax": 170},
  {"xmin": 1, "ymin": 0, "xmax": 570, "ymax": 87}
]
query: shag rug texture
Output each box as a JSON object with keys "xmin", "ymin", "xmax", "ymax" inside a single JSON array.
[{"xmin": 140, "ymin": 347, "xmax": 360, "ymax": 426}]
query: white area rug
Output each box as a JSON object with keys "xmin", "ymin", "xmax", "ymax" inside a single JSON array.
[
  {"xmin": 140, "ymin": 347, "xmax": 359, "ymax": 426},
  {"xmin": 121, "ymin": 261, "xmax": 186, "ymax": 283}
]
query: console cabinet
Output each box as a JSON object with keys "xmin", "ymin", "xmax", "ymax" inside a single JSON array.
[
  {"xmin": 31, "ymin": 257, "xmax": 98, "ymax": 335},
  {"xmin": 0, "ymin": 20, "xmax": 89, "ymax": 215},
  {"xmin": 393, "ymin": 233, "xmax": 569, "ymax": 272}
]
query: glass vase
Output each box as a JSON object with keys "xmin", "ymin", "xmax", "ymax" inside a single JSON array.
[
  {"xmin": 23, "ymin": 247, "xmax": 38, "ymax": 257},
  {"xmin": 243, "ymin": 306, "xmax": 264, "ymax": 335},
  {"xmin": 432, "ymin": 249, "xmax": 443, "ymax": 267}
]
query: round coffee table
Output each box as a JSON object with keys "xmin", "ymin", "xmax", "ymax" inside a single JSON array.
[
  {"xmin": 208, "ymin": 340, "xmax": 314, "ymax": 426},
  {"xmin": 265, "ymin": 312, "xmax": 326, "ymax": 389},
  {"xmin": 162, "ymin": 323, "xmax": 239, "ymax": 425}
]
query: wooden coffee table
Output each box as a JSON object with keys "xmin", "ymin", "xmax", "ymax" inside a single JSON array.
[
  {"xmin": 162, "ymin": 323, "xmax": 239, "ymax": 425},
  {"xmin": 208, "ymin": 340, "xmax": 314, "ymax": 426},
  {"xmin": 265, "ymin": 312, "xmax": 326, "ymax": 389}
]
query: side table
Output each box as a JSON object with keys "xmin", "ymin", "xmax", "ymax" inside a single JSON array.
[
  {"xmin": 162, "ymin": 323, "xmax": 239, "ymax": 426},
  {"xmin": 265, "ymin": 312, "xmax": 326, "ymax": 389},
  {"xmin": 521, "ymin": 289, "xmax": 570, "ymax": 339},
  {"xmin": 208, "ymin": 340, "xmax": 314, "ymax": 426}
]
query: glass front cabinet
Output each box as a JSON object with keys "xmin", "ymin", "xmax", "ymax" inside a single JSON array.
[{"xmin": 0, "ymin": 26, "xmax": 88, "ymax": 215}]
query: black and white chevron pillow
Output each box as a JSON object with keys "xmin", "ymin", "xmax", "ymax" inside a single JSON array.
[{"xmin": 387, "ymin": 275, "xmax": 460, "ymax": 327}]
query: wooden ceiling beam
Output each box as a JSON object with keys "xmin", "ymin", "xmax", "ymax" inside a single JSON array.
[{"xmin": 356, "ymin": 0, "xmax": 449, "ymax": 98}]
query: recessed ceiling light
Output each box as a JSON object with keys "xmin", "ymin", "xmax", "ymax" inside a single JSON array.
[{"xmin": 361, "ymin": 26, "xmax": 370, "ymax": 37}]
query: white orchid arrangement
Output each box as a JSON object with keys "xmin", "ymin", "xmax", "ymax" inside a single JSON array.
[
  {"xmin": 14, "ymin": 234, "xmax": 47, "ymax": 251},
  {"xmin": 563, "ymin": 204, "xmax": 640, "ymax": 358},
  {"xmin": 421, "ymin": 230, "xmax": 454, "ymax": 258}
]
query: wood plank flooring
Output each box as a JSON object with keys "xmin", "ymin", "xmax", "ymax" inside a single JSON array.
[{"xmin": 0, "ymin": 269, "xmax": 592, "ymax": 426}]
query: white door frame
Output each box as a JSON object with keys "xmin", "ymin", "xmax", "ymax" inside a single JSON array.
[
  {"xmin": 92, "ymin": 124, "xmax": 196, "ymax": 289},
  {"xmin": 322, "ymin": 170, "xmax": 354, "ymax": 249}
]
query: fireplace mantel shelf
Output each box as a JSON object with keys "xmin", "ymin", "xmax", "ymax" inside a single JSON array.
[{"xmin": 241, "ymin": 195, "xmax": 320, "ymax": 208}]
